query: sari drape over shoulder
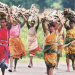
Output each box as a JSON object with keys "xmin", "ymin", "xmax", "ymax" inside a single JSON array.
[
  {"xmin": 44, "ymin": 32, "xmax": 57, "ymax": 68},
  {"xmin": 0, "ymin": 27, "xmax": 9, "ymax": 69}
]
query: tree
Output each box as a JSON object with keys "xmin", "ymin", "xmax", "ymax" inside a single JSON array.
[
  {"xmin": 0, "ymin": 0, "xmax": 23, "ymax": 7},
  {"xmin": 37, "ymin": 0, "xmax": 47, "ymax": 13},
  {"xmin": 62, "ymin": 0, "xmax": 75, "ymax": 10},
  {"xmin": 21, "ymin": 0, "xmax": 38, "ymax": 9},
  {"xmin": 45, "ymin": 0, "xmax": 63, "ymax": 10},
  {"xmin": 0, "ymin": 0, "xmax": 63, "ymax": 10}
]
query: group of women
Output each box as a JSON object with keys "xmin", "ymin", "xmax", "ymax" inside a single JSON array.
[{"xmin": 0, "ymin": 8, "xmax": 75, "ymax": 75}]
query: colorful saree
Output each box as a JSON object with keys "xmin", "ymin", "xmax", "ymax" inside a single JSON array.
[
  {"xmin": 44, "ymin": 32, "xmax": 57, "ymax": 68},
  {"xmin": 65, "ymin": 28, "xmax": 75, "ymax": 57},
  {"xmin": 9, "ymin": 25, "xmax": 26, "ymax": 58},
  {"xmin": 0, "ymin": 27, "xmax": 9, "ymax": 69}
]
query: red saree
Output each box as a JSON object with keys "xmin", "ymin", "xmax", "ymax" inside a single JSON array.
[{"xmin": 0, "ymin": 27, "xmax": 9, "ymax": 69}]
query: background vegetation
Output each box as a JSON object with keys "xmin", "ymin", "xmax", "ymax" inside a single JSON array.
[{"xmin": 0, "ymin": 0, "xmax": 75, "ymax": 11}]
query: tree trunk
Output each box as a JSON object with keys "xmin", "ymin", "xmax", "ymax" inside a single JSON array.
[{"xmin": 39, "ymin": 7, "xmax": 44, "ymax": 13}]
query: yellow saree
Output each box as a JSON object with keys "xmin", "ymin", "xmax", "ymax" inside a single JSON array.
[
  {"xmin": 44, "ymin": 32, "xmax": 57, "ymax": 68},
  {"xmin": 65, "ymin": 28, "xmax": 75, "ymax": 57}
]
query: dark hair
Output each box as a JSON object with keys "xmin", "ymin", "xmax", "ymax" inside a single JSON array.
[
  {"xmin": 0, "ymin": 18, "xmax": 7, "ymax": 22},
  {"xmin": 69, "ymin": 21, "xmax": 74, "ymax": 24},
  {"xmin": 31, "ymin": 20, "xmax": 35, "ymax": 23}
]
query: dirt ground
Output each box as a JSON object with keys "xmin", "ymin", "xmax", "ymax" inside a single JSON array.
[{"xmin": 0, "ymin": 62, "xmax": 75, "ymax": 75}]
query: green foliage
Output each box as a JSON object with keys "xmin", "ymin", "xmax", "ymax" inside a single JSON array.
[
  {"xmin": 51, "ymin": 0, "xmax": 63, "ymax": 10},
  {"xmin": 62, "ymin": 0, "xmax": 75, "ymax": 10},
  {"xmin": 37, "ymin": 0, "xmax": 47, "ymax": 7},
  {"xmin": 0, "ymin": 0, "xmax": 75, "ymax": 10}
]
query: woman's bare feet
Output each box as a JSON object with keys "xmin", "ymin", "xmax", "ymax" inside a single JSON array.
[
  {"xmin": 65, "ymin": 69, "xmax": 70, "ymax": 72},
  {"xmin": 55, "ymin": 65, "xmax": 58, "ymax": 69},
  {"xmin": 14, "ymin": 67, "xmax": 17, "ymax": 71},
  {"xmin": 73, "ymin": 67, "xmax": 75, "ymax": 71},
  {"xmin": 28, "ymin": 64, "xmax": 33, "ymax": 68}
]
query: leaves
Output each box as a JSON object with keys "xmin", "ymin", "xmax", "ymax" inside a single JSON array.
[{"xmin": 0, "ymin": 0, "xmax": 75, "ymax": 10}]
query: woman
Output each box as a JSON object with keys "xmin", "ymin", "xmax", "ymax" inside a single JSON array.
[
  {"xmin": 0, "ymin": 8, "xmax": 11, "ymax": 75},
  {"xmin": 42, "ymin": 16, "xmax": 63, "ymax": 75},
  {"xmin": 0, "ymin": 21, "xmax": 9, "ymax": 75},
  {"xmin": 64, "ymin": 21, "xmax": 75, "ymax": 71},
  {"xmin": 27, "ymin": 17, "xmax": 41, "ymax": 68},
  {"xmin": 8, "ymin": 12, "xmax": 26, "ymax": 72}
]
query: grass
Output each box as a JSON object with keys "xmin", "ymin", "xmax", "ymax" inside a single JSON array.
[
  {"xmin": 18, "ymin": 57, "xmax": 44, "ymax": 63},
  {"xmin": 18, "ymin": 56, "xmax": 66, "ymax": 63}
]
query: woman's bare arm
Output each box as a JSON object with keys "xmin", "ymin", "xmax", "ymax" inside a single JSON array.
[
  {"xmin": 36, "ymin": 16, "xmax": 39, "ymax": 30},
  {"xmin": 20, "ymin": 12, "xmax": 27, "ymax": 25}
]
